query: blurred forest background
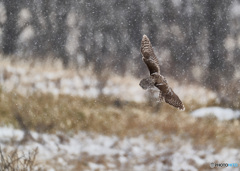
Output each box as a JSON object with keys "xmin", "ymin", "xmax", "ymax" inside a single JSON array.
[
  {"xmin": 1, "ymin": 1, "xmax": 240, "ymax": 170},
  {"xmin": 0, "ymin": 0, "xmax": 239, "ymax": 108}
]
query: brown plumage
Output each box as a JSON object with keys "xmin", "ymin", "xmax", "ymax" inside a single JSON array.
[{"xmin": 139, "ymin": 35, "xmax": 185, "ymax": 111}]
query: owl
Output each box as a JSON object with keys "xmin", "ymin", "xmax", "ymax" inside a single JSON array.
[{"xmin": 139, "ymin": 35, "xmax": 185, "ymax": 111}]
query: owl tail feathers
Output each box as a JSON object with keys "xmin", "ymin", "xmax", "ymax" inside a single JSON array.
[{"xmin": 139, "ymin": 77, "xmax": 155, "ymax": 90}]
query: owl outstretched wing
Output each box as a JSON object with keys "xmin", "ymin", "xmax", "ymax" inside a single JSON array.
[
  {"xmin": 141, "ymin": 35, "xmax": 160, "ymax": 75},
  {"xmin": 164, "ymin": 91, "xmax": 185, "ymax": 111}
]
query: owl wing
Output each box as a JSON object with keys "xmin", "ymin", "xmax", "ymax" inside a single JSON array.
[
  {"xmin": 141, "ymin": 35, "xmax": 160, "ymax": 75},
  {"xmin": 164, "ymin": 90, "xmax": 185, "ymax": 111}
]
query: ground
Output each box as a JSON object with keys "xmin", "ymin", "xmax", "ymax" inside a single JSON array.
[{"xmin": 0, "ymin": 57, "xmax": 239, "ymax": 171}]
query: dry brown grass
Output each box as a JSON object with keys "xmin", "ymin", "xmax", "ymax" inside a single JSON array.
[
  {"xmin": 0, "ymin": 147, "xmax": 38, "ymax": 171},
  {"xmin": 0, "ymin": 86, "xmax": 240, "ymax": 149}
]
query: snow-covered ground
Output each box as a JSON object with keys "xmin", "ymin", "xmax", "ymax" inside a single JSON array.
[
  {"xmin": 191, "ymin": 107, "xmax": 240, "ymax": 121},
  {"xmin": 0, "ymin": 61, "xmax": 217, "ymax": 106},
  {"xmin": 0, "ymin": 63, "xmax": 145, "ymax": 102},
  {"xmin": 1, "ymin": 61, "xmax": 235, "ymax": 171},
  {"xmin": 0, "ymin": 126, "xmax": 239, "ymax": 171}
]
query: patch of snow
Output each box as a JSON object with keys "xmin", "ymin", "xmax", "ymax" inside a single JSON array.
[
  {"xmin": 191, "ymin": 107, "xmax": 240, "ymax": 121},
  {"xmin": 88, "ymin": 162, "xmax": 105, "ymax": 170},
  {"xmin": 119, "ymin": 156, "xmax": 127, "ymax": 163},
  {"xmin": 0, "ymin": 126, "xmax": 24, "ymax": 142},
  {"xmin": 0, "ymin": 62, "xmax": 219, "ymax": 109},
  {"xmin": 0, "ymin": 127, "xmax": 240, "ymax": 170}
]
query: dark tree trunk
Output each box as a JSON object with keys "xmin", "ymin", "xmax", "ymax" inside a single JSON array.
[
  {"xmin": 53, "ymin": 0, "xmax": 70, "ymax": 67},
  {"xmin": 2, "ymin": 0, "xmax": 21, "ymax": 55},
  {"xmin": 204, "ymin": 0, "xmax": 232, "ymax": 91}
]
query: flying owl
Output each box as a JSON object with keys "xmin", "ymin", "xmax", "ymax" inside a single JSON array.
[{"xmin": 139, "ymin": 35, "xmax": 185, "ymax": 111}]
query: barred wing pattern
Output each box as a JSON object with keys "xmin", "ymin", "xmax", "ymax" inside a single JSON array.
[
  {"xmin": 140, "ymin": 35, "xmax": 185, "ymax": 111},
  {"xmin": 141, "ymin": 35, "xmax": 160, "ymax": 75},
  {"xmin": 164, "ymin": 89, "xmax": 185, "ymax": 110}
]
